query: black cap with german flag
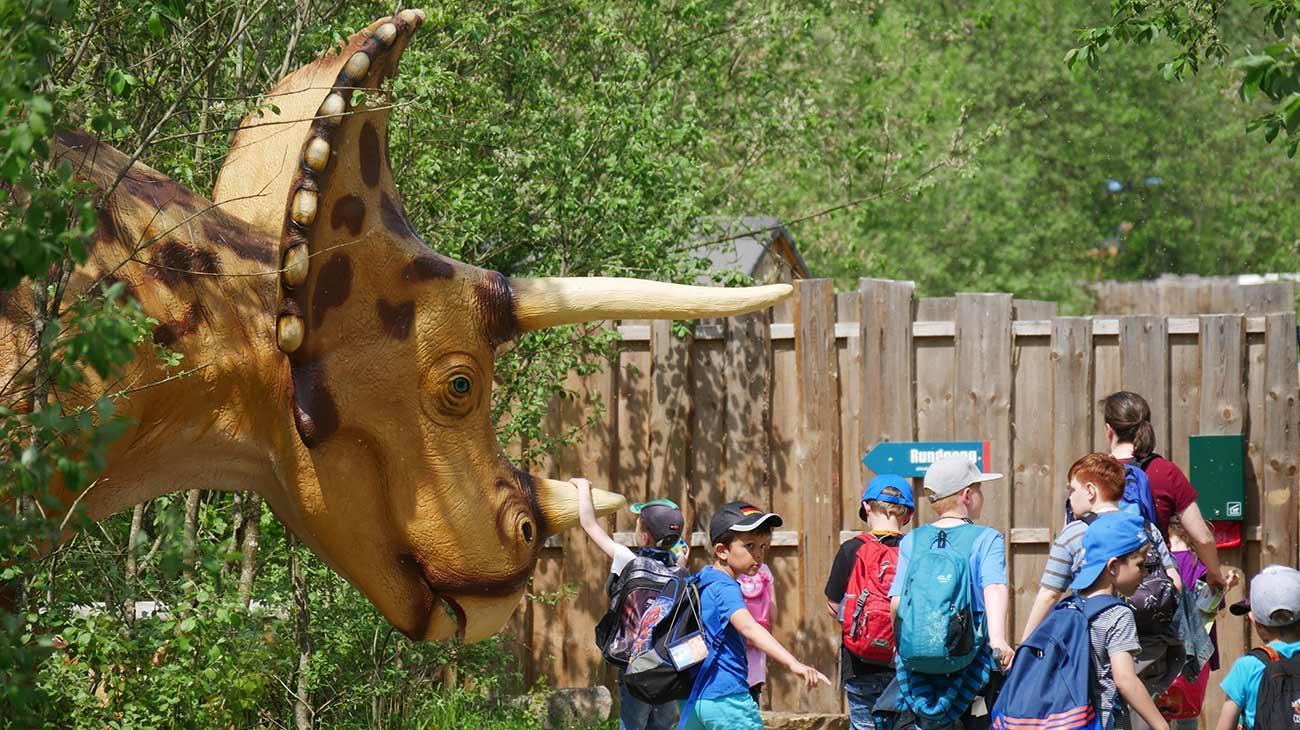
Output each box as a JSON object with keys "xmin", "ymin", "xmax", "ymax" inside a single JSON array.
[{"xmin": 708, "ymin": 500, "xmax": 784, "ymax": 545}]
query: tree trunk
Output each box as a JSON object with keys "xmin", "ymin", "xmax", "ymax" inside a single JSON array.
[
  {"xmin": 291, "ymin": 535, "xmax": 313, "ymax": 730},
  {"xmin": 237, "ymin": 493, "xmax": 262, "ymax": 610},
  {"xmin": 182, "ymin": 489, "xmax": 200, "ymax": 581},
  {"xmin": 124, "ymin": 502, "xmax": 145, "ymax": 622},
  {"xmin": 222, "ymin": 492, "xmax": 243, "ymax": 583}
]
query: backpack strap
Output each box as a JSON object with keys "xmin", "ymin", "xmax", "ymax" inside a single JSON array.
[
  {"xmin": 1079, "ymin": 511, "xmax": 1099, "ymax": 525},
  {"xmin": 1251, "ymin": 645, "xmax": 1283, "ymax": 664},
  {"xmin": 1133, "ymin": 452, "xmax": 1160, "ymax": 471},
  {"xmin": 1079, "ymin": 592, "xmax": 1124, "ymax": 621},
  {"xmin": 676, "ymin": 577, "xmax": 729, "ymax": 730}
]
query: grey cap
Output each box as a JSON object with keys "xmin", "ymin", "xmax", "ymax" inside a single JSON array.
[
  {"xmin": 922, "ymin": 455, "xmax": 1003, "ymax": 502},
  {"xmin": 1230, "ymin": 565, "xmax": 1300, "ymax": 627}
]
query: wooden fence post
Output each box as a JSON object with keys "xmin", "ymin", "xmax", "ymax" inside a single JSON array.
[
  {"xmin": 858, "ymin": 278, "xmax": 917, "ymax": 512},
  {"xmin": 794, "ymin": 279, "xmax": 840, "ymax": 712}
]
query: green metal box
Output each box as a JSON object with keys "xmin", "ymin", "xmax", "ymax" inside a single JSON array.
[{"xmin": 1188, "ymin": 433, "xmax": 1246, "ymax": 521}]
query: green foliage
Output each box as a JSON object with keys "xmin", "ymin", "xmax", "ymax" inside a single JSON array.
[{"xmin": 1071, "ymin": 0, "xmax": 1300, "ymax": 156}]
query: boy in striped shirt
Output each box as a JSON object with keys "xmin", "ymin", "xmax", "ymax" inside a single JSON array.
[{"xmin": 1019, "ymin": 452, "xmax": 1182, "ymax": 640}]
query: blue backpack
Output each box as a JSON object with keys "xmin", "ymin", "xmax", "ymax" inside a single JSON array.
[
  {"xmin": 990, "ymin": 593, "xmax": 1124, "ymax": 730},
  {"xmin": 896, "ymin": 524, "xmax": 984, "ymax": 675},
  {"xmin": 1065, "ymin": 453, "xmax": 1159, "ymax": 527}
]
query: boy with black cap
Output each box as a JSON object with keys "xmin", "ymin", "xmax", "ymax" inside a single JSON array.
[
  {"xmin": 1216, "ymin": 565, "xmax": 1300, "ymax": 730},
  {"xmin": 682, "ymin": 500, "xmax": 830, "ymax": 730},
  {"xmin": 575, "ymin": 478, "xmax": 686, "ymax": 730},
  {"xmin": 824, "ymin": 473, "xmax": 914, "ymax": 729}
]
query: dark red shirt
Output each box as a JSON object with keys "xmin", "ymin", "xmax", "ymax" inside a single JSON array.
[{"xmin": 1123, "ymin": 455, "xmax": 1198, "ymax": 536}]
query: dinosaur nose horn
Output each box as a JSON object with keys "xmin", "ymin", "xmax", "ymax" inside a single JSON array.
[
  {"xmin": 507, "ymin": 277, "xmax": 791, "ymax": 332},
  {"xmin": 535, "ymin": 478, "xmax": 625, "ymax": 535}
]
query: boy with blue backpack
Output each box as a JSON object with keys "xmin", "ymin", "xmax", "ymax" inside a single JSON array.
[
  {"xmin": 885, "ymin": 455, "xmax": 1013, "ymax": 728},
  {"xmin": 993, "ymin": 511, "xmax": 1169, "ymax": 730},
  {"xmin": 1021, "ymin": 453, "xmax": 1183, "ymax": 641},
  {"xmin": 682, "ymin": 501, "xmax": 830, "ymax": 729}
]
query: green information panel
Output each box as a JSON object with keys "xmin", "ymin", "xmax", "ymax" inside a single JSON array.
[{"xmin": 1188, "ymin": 433, "xmax": 1246, "ymax": 520}]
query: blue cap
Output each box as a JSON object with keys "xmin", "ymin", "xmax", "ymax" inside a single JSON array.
[
  {"xmin": 859, "ymin": 473, "xmax": 915, "ymax": 520},
  {"xmin": 1070, "ymin": 511, "xmax": 1151, "ymax": 591}
]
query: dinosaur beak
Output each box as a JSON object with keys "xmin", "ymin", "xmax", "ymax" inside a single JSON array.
[
  {"xmin": 508, "ymin": 277, "xmax": 791, "ymax": 333},
  {"xmin": 534, "ymin": 478, "xmax": 625, "ymax": 536}
]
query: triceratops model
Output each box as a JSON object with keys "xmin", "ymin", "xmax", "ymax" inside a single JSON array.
[{"xmin": 0, "ymin": 10, "xmax": 789, "ymax": 643}]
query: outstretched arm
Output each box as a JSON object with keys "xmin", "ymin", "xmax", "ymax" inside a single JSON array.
[
  {"xmin": 573, "ymin": 477, "xmax": 621, "ymax": 560},
  {"xmin": 730, "ymin": 607, "xmax": 829, "ymax": 689}
]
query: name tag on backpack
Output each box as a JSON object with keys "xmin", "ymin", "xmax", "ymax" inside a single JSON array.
[{"xmin": 666, "ymin": 631, "xmax": 709, "ymax": 671}]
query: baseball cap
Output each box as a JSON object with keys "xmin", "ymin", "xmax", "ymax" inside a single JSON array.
[
  {"xmin": 708, "ymin": 501, "xmax": 783, "ymax": 545},
  {"xmin": 1229, "ymin": 565, "xmax": 1300, "ymax": 627},
  {"xmin": 860, "ymin": 473, "xmax": 915, "ymax": 520},
  {"xmin": 630, "ymin": 499, "xmax": 684, "ymax": 544},
  {"xmin": 922, "ymin": 455, "xmax": 1003, "ymax": 502},
  {"xmin": 1069, "ymin": 511, "xmax": 1151, "ymax": 591}
]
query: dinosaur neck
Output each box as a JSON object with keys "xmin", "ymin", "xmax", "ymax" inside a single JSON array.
[{"xmin": 29, "ymin": 132, "xmax": 299, "ymax": 522}]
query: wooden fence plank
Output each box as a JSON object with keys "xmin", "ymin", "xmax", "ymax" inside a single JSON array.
[
  {"xmin": 1052, "ymin": 317, "xmax": 1094, "ymax": 495},
  {"xmin": 838, "ymin": 292, "xmax": 863, "ymax": 534},
  {"xmin": 1169, "ymin": 333, "xmax": 1201, "ymax": 472},
  {"xmin": 691, "ymin": 324, "xmax": 727, "ymax": 518},
  {"xmin": 722, "ymin": 311, "xmax": 772, "ymax": 503},
  {"xmin": 859, "ymin": 279, "xmax": 917, "ymax": 514},
  {"xmin": 615, "ymin": 329, "xmax": 651, "ymax": 532},
  {"xmin": 914, "ymin": 323, "xmax": 955, "ymax": 525},
  {"xmin": 795, "ymin": 280, "xmax": 841, "ymax": 712},
  {"xmin": 1197, "ymin": 316, "xmax": 1246, "ymax": 436},
  {"xmin": 916, "ymin": 297, "xmax": 955, "ymax": 321},
  {"xmin": 1093, "ymin": 334, "xmax": 1121, "ymax": 453},
  {"xmin": 1119, "ymin": 315, "xmax": 1171, "ymax": 454},
  {"xmin": 1011, "ymin": 323, "xmax": 1053, "ymax": 632},
  {"xmin": 767, "ymin": 297, "xmax": 801, "ymax": 711},
  {"xmin": 650, "ymin": 319, "xmax": 693, "ymax": 533},
  {"xmin": 1261, "ymin": 312, "xmax": 1298, "ymax": 566},
  {"xmin": 955, "ymin": 293, "xmax": 1014, "ymax": 534}
]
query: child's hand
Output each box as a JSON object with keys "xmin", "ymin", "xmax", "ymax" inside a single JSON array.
[{"xmin": 785, "ymin": 659, "xmax": 829, "ymax": 689}]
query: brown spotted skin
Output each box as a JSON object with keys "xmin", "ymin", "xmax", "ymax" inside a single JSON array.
[{"xmin": 11, "ymin": 12, "xmax": 679, "ymax": 649}]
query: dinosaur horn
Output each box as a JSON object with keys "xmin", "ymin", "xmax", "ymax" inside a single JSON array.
[
  {"xmin": 508, "ymin": 277, "xmax": 792, "ymax": 332},
  {"xmin": 534, "ymin": 478, "xmax": 625, "ymax": 536}
]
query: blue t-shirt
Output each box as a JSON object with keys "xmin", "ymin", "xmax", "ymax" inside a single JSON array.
[
  {"xmin": 1220, "ymin": 639, "xmax": 1300, "ymax": 729},
  {"xmin": 694, "ymin": 566, "xmax": 752, "ymax": 700},
  {"xmin": 887, "ymin": 522, "xmax": 1007, "ymax": 614}
]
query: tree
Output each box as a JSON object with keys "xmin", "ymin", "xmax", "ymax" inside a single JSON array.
[{"xmin": 1070, "ymin": 1, "xmax": 1300, "ymax": 157}]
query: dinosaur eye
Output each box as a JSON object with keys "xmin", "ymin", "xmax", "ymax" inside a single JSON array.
[{"xmin": 451, "ymin": 375, "xmax": 471, "ymax": 394}]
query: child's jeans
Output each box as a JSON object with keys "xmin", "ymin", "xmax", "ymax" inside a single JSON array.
[
  {"xmin": 618, "ymin": 677, "xmax": 678, "ymax": 730},
  {"xmin": 845, "ymin": 672, "xmax": 893, "ymax": 730}
]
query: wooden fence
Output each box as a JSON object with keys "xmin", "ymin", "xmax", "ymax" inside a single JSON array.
[
  {"xmin": 507, "ymin": 278, "xmax": 1300, "ymax": 727},
  {"xmin": 1091, "ymin": 275, "xmax": 1297, "ymax": 316}
]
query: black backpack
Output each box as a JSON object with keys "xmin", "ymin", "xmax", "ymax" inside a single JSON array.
[
  {"xmin": 621, "ymin": 572, "xmax": 710, "ymax": 704},
  {"xmin": 594, "ymin": 548, "xmax": 686, "ymax": 668},
  {"xmin": 1250, "ymin": 645, "xmax": 1300, "ymax": 729},
  {"xmin": 1079, "ymin": 511, "xmax": 1177, "ymax": 633}
]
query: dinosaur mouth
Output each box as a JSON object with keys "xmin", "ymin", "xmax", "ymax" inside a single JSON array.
[{"xmin": 400, "ymin": 550, "xmax": 467, "ymax": 636}]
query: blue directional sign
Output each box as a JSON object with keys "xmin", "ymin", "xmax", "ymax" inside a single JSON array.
[{"xmin": 863, "ymin": 441, "xmax": 991, "ymax": 479}]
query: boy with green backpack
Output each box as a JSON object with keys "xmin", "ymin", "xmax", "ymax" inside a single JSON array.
[{"xmin": 885, "ymin": 455, "xmax": 1013, "ymax": 728}]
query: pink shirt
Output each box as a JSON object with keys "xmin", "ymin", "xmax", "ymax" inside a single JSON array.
[{"xmin": 737, "ymin": 564, "xmax": 775, "ymax": 687}]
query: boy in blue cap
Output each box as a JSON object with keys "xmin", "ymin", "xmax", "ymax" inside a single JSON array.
[
  {"xmin": 1072, "ymin": 511, "xmax": 1170, "ymax": 730},
  {"xmin": 824, "ymin": 474, "xmax": 914, "ymax": 729}
]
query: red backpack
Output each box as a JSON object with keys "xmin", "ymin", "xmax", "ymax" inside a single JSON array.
[{"xmin": 840, "ymin": 533, "xmax": 899, "ymax": 665}]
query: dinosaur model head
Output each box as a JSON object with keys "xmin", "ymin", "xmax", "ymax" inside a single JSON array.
[{"xmin": 206, "ymin": 10, "xmax": 790, "ymax": 642}]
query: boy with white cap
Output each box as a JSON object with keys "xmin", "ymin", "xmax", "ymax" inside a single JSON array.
[
  {"xmin": 1216, "ymin": 565, "xmax": 1300, "ymax": 730},
  {"xmin": 882, "ymin": 455, "xmax": 1011, "ymax": 729}
]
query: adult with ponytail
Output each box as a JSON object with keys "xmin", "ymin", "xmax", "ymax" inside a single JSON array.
[{"xmin": 1104, "ymin": 391, "xmax": 1235, "ymax": 593}]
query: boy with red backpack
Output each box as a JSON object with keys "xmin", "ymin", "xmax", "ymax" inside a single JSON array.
[{"xmin": 824, "ymin": 473, "xmax": 914, "ymax": 729}]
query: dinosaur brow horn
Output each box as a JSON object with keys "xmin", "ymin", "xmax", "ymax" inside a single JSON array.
[{"xmin": 508, "ymin": 277, "xmax": 792, "ymax": 332}]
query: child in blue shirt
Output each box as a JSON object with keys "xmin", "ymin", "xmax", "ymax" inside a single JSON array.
[
  {"xmin": 684, "ymin": 501, "xmax": 830, "ymax": 730},
  {"xmin": 1216, "ymin": 565, "xmax": 1300, "ymax": 730}
]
